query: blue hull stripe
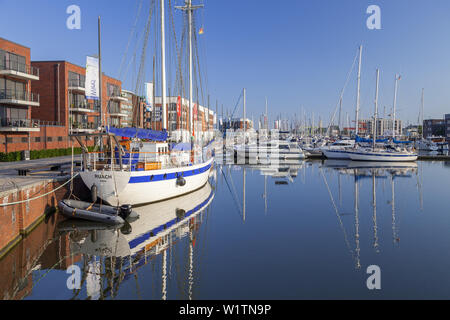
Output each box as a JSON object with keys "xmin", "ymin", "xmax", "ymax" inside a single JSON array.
[
  {"xmin": 129, "ymin": 190, "xmax": 215, "ymax": 250},
  {"xmin": 128, "ymin": 162, "xmax": 212, "ymax": 184},
  {"xmin": 102, "ymin": 189, "xmax": 215, "ymax": 298}
]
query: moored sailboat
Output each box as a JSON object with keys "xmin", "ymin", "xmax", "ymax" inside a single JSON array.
[{"xmin": 75, "ymin": 0, "xmax": 213, "ymax": 206}]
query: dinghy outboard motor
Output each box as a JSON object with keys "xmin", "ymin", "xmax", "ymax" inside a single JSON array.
[
  {"xmin": 119, "ymin": 204, "xmax": 132, "ymax": 219},
  {"xmin": 176, "ymin": 208, "xmax": 186, "ymax": 220},
  {"xmin": 91, "ymin": 184, "xmax": 98, "ymax": 203},
  {"xmin": 176, "ymin": 176, "xmax": 186, "ymax": 187}
]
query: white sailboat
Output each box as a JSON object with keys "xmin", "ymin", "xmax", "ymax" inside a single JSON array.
[
  {"xmin": 321, "ymin": 45, "xmax": 363, "ymax": 159},
  {"xmin": 347, "ymin": 69, "xmax": 418, "ymax": 162},
  {"xmin": 77, "ymin": 0, "xmax": 213, "ymax": 206}
]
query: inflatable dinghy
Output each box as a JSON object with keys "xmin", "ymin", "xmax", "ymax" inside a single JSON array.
[{"xmin": 58, "ymin": 199, "xmax": 138, "ymax": 226}]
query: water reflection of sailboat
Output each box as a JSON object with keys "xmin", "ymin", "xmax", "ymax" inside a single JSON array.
[
  {"xmin": 58, "ymin": 180, "xmax": 215, "ymax": 300},
  {"xmin": 245, "ymin": 162, "xmax": 304, "ymax": 184},
  {"xmin": 321, "ymin": 161, "xmax": 417, "ymax": 269}
]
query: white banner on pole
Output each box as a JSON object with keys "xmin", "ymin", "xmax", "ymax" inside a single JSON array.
[
  {"xmin": 85, "ymin": 56, "xmax": 99, "ymax": 100},
  {"xmin": 144, "ymin": 82, "xmax": 153, "ymax": 111}
]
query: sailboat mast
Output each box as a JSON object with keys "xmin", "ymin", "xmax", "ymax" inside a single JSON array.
[
  {"xmin": 338, "ymin": 96, "xmax": 342, "ymax": 136},
  {"xmin": 421, "ymin": 88, "xmax": 424, "ymax": 139},
  {"xmin": 393, "ymin": 74, "xmax": 400, "ymax": 138},
  {"xmin": 161, "ymin": 0, "xmax": 167, "ymax": 131},
  {"xmin": 243, "ymin": 88, "xmax": 246, "ymax": 141},
  {"xmin": 265, "ymin": 97, "xmax": 268, "ymax": 131},
  {"xmin": 175, "ymin": 0, "xmax": 203, "ymax": 136},
  {"xmin": 355, "ymin": 45, "xmax": 363, "ymax": 136},
  {"xmin": 373, "ymin": 69, "xmax": 380, "ymax": 150}
]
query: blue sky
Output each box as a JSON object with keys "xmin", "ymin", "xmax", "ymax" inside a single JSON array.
[{"xmin": 1, "ymin": 0, "xmax": 450, "ymax": 126}]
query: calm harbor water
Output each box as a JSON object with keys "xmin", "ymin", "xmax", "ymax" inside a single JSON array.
[{"xmin": 7, "ymin": 159, "xmax": 450, "ymax": 300}]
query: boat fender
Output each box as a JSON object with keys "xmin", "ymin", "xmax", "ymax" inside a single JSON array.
[
  {"xmin": 91, "ymin": 184, "xmax": 98, "ymax": 203},
  {"xmin": 176, "ymin": 208, "xmax": 186, "ymax": 220},
  {"xmin": 119, "ymin": 204, "xmax": 132, "ymax": 219},
  {"xmin": 177, "ymin": 176, "xmax": 186, "ymax": 187}
]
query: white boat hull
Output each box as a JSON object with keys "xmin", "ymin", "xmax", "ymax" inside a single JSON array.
[
  {"xmin": 321, "ymin": 149, "xmax": 351, "ymax": 160},
  {"xmin": 80, "ymin": 158, "xmax": 214, "ymax": 206},
  {"xmin": 346, "ymin": 150, "xmax": 418, "ymax": 162}
]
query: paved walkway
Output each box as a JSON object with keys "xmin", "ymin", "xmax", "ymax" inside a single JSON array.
[
  {"xmin": 0, "ymin": 155, "xmax": 82, "ymax": 194},
  {"xmin": 0, "ymin": 155, "xmax": 82, "ymax": 173}
]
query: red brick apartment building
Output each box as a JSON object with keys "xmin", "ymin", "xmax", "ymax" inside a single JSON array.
[
  {"xmin": 0, "ymin": 38, "xmax": 46, "ymax": 153},
  {"xmin": 0, "ymin": 37, "xmax": 129, "ymax": 154},
  {"xmin": 31, "ymin": 60, "xmax": 126, "ymax": 141}
]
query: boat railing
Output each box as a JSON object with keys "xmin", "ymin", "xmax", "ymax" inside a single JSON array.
[{"xmin": 83, "ymin": 149, "xmax": 210, "ymax": 172}]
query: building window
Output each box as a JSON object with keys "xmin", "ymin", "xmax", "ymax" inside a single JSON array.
[
  {"xmin": 0, "ymin": 49, "xmax": 26, "ymax": 73},
  {"xmin": 35, "ymin": 137, "xmax": 40, "ymax": 142},
  {"xmin": 58, "ymin": 136, "xmax": 63, "ymax": 142},
  {"xmin": 21, "ymin": 137, "xmax": 28, "ymax": 143},
  {"xmin": 6, "ymin": 137, "xmax": 12, "ymax": 143},
  {"xmin": 107, "ymin": 83, "xmax": 120, "ymax": 97},
  {"xmin": 68, "ymin": 71, "xmax": 85, "ymax": 88},
  {"xmin": 47, "ymin": 137, "xmax": 52, "ymax": 142}
]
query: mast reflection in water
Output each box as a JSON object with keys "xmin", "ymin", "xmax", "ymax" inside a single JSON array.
[
  {"xmin": 50, "ymin": 178, "xmax": 215, "ymax": 300},
  {"xmin": 14, "ymin": 160, "xmax": 450, "ymax": 299}
]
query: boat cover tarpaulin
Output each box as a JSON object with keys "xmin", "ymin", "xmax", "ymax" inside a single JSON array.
[
  {"xmin": 393, "ymin": 139, "xmax": 412, "ymax": 144},
  {"xmin": 355, "ymin": 135, "xmax": 389, "ymax": 143},
  {"xmin": 107, "ymin": 127, "xmax": 168, "ymax": 141},
  {"xmin": 171, "ymin": 142, "xmax": 192, "ymax": 151}
]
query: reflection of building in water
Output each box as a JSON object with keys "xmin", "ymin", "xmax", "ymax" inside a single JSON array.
[
  {"xmin": 0, "ymin": 176, "xmax": 78, "ymax": 300},
  {"xmin": 54, "ymin": 181, "xmax": 215, "ymax": 300}
]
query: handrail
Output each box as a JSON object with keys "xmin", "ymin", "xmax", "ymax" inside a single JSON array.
[
  {"xmin": 0, "ymin": 117, "xmax": 39, "ymax": 128},
  {"xmin": 0, "ymin": 89, "xmax": 39, "ymax": 102},
  {"xmin": 0, "ymin": 61, "xmax": 39, "ymax": 77}
]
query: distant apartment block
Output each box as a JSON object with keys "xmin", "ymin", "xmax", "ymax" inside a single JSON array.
[
  {"xmin": 423, "ymin": 119, "xmax": 445, "ymax": 138},
  {"xmin": 149, "ymin": 97, "xmax": 216, "ymax": 133},
  {"xmin": 444, "ymin": 114, "xmax": 450, "ymax": 141}
]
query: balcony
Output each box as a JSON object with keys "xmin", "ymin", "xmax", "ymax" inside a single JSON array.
[
  {"xmin": 68, "ymin": 79, "xmax": 85, "ymax": 92},
  {"xmin": 0, "ymin": 117, "xmax": 40, "ymax": 132},
  {"xmin": 109, "ymin": 91, "xmax": 128, "ymax": 102},
  {"xmin": 69, "ymin": 102, "xmax": 100, "ymax": 113},
  {"xmin": 109, "ymin": 106, "xmax": 128, "ymax": 118},
  {"xmin": 0, "ymin": 61, "xmax": 39, "ymax": 81},
  {"xmin": 70, "ymin": 122, "xmax": 101, "ymax": 133},
  {"xmin": 0, "ymin": 89, "xmax": 40, "ymax": 107}
]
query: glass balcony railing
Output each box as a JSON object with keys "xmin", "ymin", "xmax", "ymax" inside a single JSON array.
[
  {"xmin": 0, "ymin": 117, "xmax": 39, "ymax": 128},
  {"xmin": 70, "ymin": 122, "xmax": 101, "ymax": 130},
  {"xmin": 70, "ymin": 102, "xmax": 101, "ymax": 112},
  {"xmin": 68, "ymin": 79, "xmax": 86, "ymax": 88},
  {"xmin": 0, "ymin": 61, "xmax": 39, "ymax": 77},
  {"xmin": 0, "ymin": 89, "xmax": 39, "ymax": 103}
]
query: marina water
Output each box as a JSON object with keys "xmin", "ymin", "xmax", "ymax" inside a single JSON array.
[{"xmin": 2, "ymin": 160, "xmax": 450, "ymax": 300}]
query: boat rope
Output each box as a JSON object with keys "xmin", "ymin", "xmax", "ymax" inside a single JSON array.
[
  {"xmin": 319, "ymin": 168, "xmax": 355, "ymax": 261},
  {"xmin": 0, "ymin": 172, "xmax": 80, "ymax": 207},
  {"xmin": 118, "ymin": 0, "xmax": 144, "ymax": 81},
  {"xmin": 219, "ymin": 166, "xmax": 243, "ymax": 218},
  {"xmin": 326, "ymin": 47, "xmax": 359, "ymax": 136}
]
